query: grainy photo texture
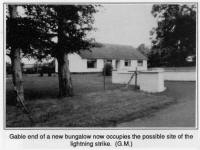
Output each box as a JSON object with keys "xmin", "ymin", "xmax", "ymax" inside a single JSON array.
[{"xmin": 5, "ymin": 3, "xmax": 196, "ymax": 128}]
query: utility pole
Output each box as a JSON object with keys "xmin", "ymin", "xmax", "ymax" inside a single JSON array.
[{"xmin": 135, "ymin": 67, "xmax": 138, "ymax": 90}]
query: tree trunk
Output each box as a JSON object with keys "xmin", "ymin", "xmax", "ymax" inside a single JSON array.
[
  {"xmin": 9, "ymin": 5, "xmax": 25, "ymax": 104},
  {"xmin": 11, "ymin": 49, "xmax": 25, "ymax": 104},
  {"xmin": 57, "ymin": 53, "xmax": 73, "ymax": 97},
  {"xmin": 56, "ymin": 7, "xmax": 73, "ymax": 97}
]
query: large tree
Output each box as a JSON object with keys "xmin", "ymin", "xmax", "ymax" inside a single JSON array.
[
  {"xmin": 25, "ymin": 5, "xmax": 98, "ymax": 97},
  {"xmin": 149, "ymin": 4, "xmax": 196, "ymax": 67},
  {"xmin": 6, "ymin": 5, "xmax": 25, "ymax": 104},
  {"xmin": 7, "ymin": 5, "xmax": 54, "ymax": 104}
]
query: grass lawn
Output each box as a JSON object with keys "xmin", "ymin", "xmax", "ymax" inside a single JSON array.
[{"xmin": 6, "ymin": 74, "xmax": 175, "ymax": 127}]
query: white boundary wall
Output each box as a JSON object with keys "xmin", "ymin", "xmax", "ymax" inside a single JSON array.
[
  {"xmin": 164, "ymin": 71, "xmax": 195, "ymax": 81},
  {"xmin": 149, "ymin": 68, "xmax": 196, "ymax": 81}
]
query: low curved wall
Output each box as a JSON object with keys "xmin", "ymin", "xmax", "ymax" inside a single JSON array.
[{"xmin": 112, "ymin": 70, "xmax": 166, "ymax": 93}]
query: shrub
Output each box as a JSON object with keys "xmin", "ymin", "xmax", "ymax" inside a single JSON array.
[
  {"xmin": 103, "ymin": 63, "xmax": 113, "ymax": 76},
  {"xmin": 6, "ymin": 63, "xmax": 12, "ymax": 74}
]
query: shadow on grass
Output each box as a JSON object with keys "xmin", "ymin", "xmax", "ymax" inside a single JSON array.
[
  {"xmin": 6, "ymin": 88, "xmax": 175, "ymax": 127},
  {"xmin": 7, "ymin": 75, "xmax": 189, "ymax": 127}
]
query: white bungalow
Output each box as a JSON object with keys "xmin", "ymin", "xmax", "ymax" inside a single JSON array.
[{"xmin": 55, "ymin": 43, "xmax": 147, "ymax": 73}]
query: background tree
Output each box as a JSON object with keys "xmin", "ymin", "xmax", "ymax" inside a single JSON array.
[
  {"xmin": 149, "ymin": 4, "xmax": 196, "ymax": 67},
  {"xmin": 25, "ymin": 5, "xmax": 98, "ymax": 97},
  {"xmin": 137, "ymin": 43, "xmax": 150, "ymax": 57}
]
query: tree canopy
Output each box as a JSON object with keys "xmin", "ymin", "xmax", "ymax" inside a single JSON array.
[
  {"xmin": 24, "ymin": 5, "xmax": 98, "ymax": 58},
  {"xmin": 149, "ymin": 4, "xmax": 196, "ymax": 67},
  {"xmin": 6, "ymin": 6, "xmax": 54, "ymax": 60},
  {"xmin": 7, "ymin": 5, "xmax": 98, "ymax": 60}
]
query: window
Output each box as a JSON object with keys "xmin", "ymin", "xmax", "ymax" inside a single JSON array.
[
  {"xmin": 124, "ymin": 60, "xmax": 131, "ymax": 67},
  {"xmin": 87, "ymin": 59, "xmax": 97, "ymax": 68},
  {"xmin": 106, "ymin": 59, "xmax": 112, "ymax": 63},
  {"xmin": 137, "ymin": 60, "xmax": 143, "ymax": 66}
]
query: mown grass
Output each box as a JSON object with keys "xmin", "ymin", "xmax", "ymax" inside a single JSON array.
[{"xmin": 6, "ymin": 74, "xmax": 175, "ymax": 127}]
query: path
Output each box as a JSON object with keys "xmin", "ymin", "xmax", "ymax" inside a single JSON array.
[{"xmin": 117, "ymin": 81, "xmax": 196, "ymax": 127}]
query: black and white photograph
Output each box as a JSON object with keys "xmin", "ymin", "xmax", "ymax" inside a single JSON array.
[{"xmin": 5, "ymin": 3, "xmax": 197, "ymax": 128}]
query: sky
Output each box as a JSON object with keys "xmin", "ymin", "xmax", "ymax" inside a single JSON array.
[{"xmin": 90, "ymin": 4, "xmax": 157, "ymax": 47}]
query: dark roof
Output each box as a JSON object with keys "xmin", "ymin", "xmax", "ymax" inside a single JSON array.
[{"xmin": 79, "ymin": 43, "xmax": 147, "ymax": 60}]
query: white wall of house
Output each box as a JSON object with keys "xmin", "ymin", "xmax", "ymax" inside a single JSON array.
[
  {"xmin": 55, "ymin": 53, "xmax": 104, "ymax": 73},
  {"xmin": 69, "ymin": 53, "xmax": 104, "ymax": 72},
  {"xmin": 55, "ymin": 53, "xmax": 147, "ymax": 73},
  {"xmin": 116, "ymin": 60, "xmax": 147, "ymax": 72}
]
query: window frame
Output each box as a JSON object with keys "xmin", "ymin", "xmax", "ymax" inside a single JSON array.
[
  {"xmin": 87, "ymin": 59, "xmax": 97, "ymax": 68},
  {"xmin": 137, "ymin": 60, "xmax": 143, "ymax": 66},
  {"xmin": 105, "ymin": 59, "xmax": 112, "ymax": 64},
  {"xmin": 124, "ymin": 60, "xmax": 131, "ymax": 67}
]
